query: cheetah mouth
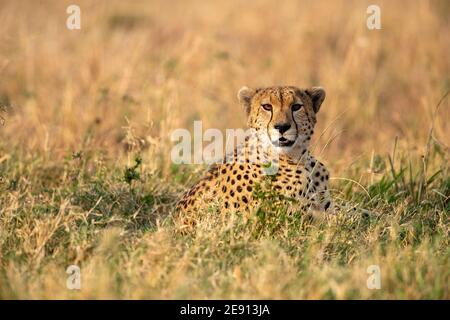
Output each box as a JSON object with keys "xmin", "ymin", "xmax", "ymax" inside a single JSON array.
[{"xmin": 272, "ymin": 137, "xmax": 295, "ymax": 147}]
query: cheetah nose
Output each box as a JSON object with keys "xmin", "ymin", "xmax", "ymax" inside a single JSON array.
[{"xmin": 274, "ymin": 123, "xmax": 291, "ymax": 134}]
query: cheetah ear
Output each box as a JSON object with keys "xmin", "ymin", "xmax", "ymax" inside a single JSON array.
[
  {"xmin": 306, "ymin": 87, "xmax": 326, "ymax": 113},
  {"xmin": 238, "ymin": 86, "xmax": 256, "ymax": 115}
]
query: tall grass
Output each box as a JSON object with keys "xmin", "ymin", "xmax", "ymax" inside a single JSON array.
[{"xmin": 0, "ymin": 0, "xmax": 449, "ymax": 299}]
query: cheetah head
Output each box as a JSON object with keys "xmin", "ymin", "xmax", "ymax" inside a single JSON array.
[{"xmin": 238, "ymin": 86, "xmax": 325, "ymax": 154}]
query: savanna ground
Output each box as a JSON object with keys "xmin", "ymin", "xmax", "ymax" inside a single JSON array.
[{"xmin": 0, "ymin": 0, "xmax": 449, "ymax": 299}]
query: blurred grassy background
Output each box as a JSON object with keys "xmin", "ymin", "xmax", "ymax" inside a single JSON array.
[
  {"xmin": 1, "ymin": 0, "xmax": 449, "ymax": 171},
  {"xmin": 0, "ymin": 0, "xmax": 448, "ymax": 299}
]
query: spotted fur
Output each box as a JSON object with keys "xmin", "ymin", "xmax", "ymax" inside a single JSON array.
[{"xmin": 176, "ymin": 86, "xmax": 333, "ymax": 225}]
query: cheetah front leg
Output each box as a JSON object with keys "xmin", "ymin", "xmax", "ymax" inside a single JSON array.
[
  {"xmin": 309, "ymin": 188, "xmax": 334, "ymax": 214},
  {"xmin": 316, "ymin": 189, "xmax": 375, "ymax": 217}
]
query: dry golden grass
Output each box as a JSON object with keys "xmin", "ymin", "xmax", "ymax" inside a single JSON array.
[{"xmin": 0, "ymin": 0, "xmax": 449, "ymax": 299}]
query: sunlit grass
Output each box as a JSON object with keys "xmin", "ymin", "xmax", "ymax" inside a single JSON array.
[{"xmin": 0, "ymin": 0, "xmax": 449, "ymax": 299}]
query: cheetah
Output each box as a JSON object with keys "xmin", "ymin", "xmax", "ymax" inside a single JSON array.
[{"xmin": 176, "ymin": 86, "xmax": 333, "ymax": 225}]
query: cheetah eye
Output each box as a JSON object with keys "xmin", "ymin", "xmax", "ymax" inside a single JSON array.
[
  {"xmin": 291, "ymin": 104, "xmax": 303, "ymax": 111},
  {"xmin": 261, "ymin": 104, "xmax": 273, "ymax": 111}
]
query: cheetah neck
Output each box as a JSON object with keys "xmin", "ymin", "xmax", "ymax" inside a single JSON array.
[
  {"xmin": 242, "ymin": 133, "xmax": 311, "ymax": 168},
  {"xmin": 279, "ymin": 144, "xmax": 311, "ymax": 165}
]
